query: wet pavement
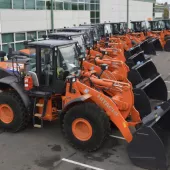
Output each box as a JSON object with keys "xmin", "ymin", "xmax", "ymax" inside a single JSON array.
[{"xmin": 0, "ymin": 51, "xmax": 170, "ymax": 170}]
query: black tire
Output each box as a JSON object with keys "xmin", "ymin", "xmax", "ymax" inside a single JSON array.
[
  {"xmin": 63, "ymin": 102, "xmax": 110, "ymax": 152},
  {"xmin": 0, "ymin": 91, "xmax": 30, "ymax": 132}
]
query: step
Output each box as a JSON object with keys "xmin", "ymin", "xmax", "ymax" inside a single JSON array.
[
  {"xmin": 34, "ymin": 113, "xmax": 42, "ymax": 118},
  {"xmin": 34, "ymin": 124, "xmax": 42, "ymax": 128},
  {"xmin": 36, "ymin": 103, "xmax": 44, "ymax": 107}
]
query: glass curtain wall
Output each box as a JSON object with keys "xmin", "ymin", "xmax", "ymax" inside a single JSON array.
[{"xmin": 0, "ymin": 0, "xmax": 100, "ymax": 23}]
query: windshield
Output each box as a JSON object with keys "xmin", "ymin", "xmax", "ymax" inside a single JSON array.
[
  {"xmin": 141, "ymin": 21, "xmax": 147, "ymax": 30},
  {"xmin": 97, "ymin": 25, "xmax": 104, "ymax": 37},
  {"xmin": 104, "ymin": 24, "xmax": 113, "ymax": 35},
  {"xmin": 113, "ymin": 24, "xmax": 119, "ymax": 34},
  {"xmin": 93, "ymin": 27, "xmax": 99, "ymax": 40},
  {"xmin": 59, "ymin": 44, "xmax": 80, "ymax": 73},
  {"xmin": 150, "ymin": 21, "xmax": 164, "ymax": 31},
  {"xmin": 164, "ymin": 20, "xmax": 170, "ymax": 29},
  {"xmin": 158, "ymin": 21, "xmax": 165, "ymax": 30},
  {"xmin": 72, "ymin": 35, "xmax": 86, "ymax": 54}
]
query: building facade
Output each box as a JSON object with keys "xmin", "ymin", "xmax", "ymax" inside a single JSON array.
[{"xmin": 0, "ymin": 0, "xmax": 154, "ymax": 52}]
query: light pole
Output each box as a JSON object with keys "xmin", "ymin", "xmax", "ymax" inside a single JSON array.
[
  {"xmin": 127, "ymin": 0, "xmax": 129, "ymax": 28},
  {"xmin": 51, "ymin": 0, "xmax": 54, "ymax": 32}
]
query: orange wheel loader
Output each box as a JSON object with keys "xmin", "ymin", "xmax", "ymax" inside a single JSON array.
[{"xmin": 147, "ymin": 20, "xmax": 170, "ymax": 52}]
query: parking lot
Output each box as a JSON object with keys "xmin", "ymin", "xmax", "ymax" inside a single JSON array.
[{"xmin": 0, "ymin": 51, "xmax": 170, "ymax": 170}]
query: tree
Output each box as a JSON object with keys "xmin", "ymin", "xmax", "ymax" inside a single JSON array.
[
  {"xmin": 162, "ymin": 2, "xmax": 169, "ymax": 19},
  {"xmin": 163, "ymin": 7, "xmax": 169, "ymax": 19}
]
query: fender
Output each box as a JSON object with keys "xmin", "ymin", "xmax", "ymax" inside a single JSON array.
[
  {"xmin": 0, "ymin": 76, "xmax": 30, "ymax": 108},
  {"xmin": 0, "ymin": 68, "xmax": 13, "ymax": 79},
  {"xmin": 59, "ymin": 94, "xmax": 92, "ymax": 124}
]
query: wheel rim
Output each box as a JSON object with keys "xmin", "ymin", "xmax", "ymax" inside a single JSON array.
[
  {"xmin": 72, "ymin": 118, "xmax": 92, "ymax": 141},
  {"xmin": 0, "ymin": 104, "xmax": 14, "ymax": 124}
]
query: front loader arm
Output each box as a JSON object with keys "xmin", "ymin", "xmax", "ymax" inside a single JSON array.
[{"xmin": 76, "ymin": 80, "xmax": 136, "ymax": 143}]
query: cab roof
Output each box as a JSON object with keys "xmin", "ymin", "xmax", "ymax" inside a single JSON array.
[
  {"xmin": 49, "ymin": 32, "xmax": 84, "ymax": 37},
  {"xmin": 130, "ymin": 21, "xmax": 145, "ymax": 23},
  {"xmin": 57, "ymin": 27, "xmax": 93, "ymax": 31},
  {"xmin": 28, "ymin": 39, "xmax": 78, "ymax": 48}
]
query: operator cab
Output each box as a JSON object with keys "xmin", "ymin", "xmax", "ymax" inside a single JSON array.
[
  {"xmin": 56, "ymin": 27, "xmax": 95, "ymax": 46},
  {"xmin": 27, "ymin": 39, "xmax": 81, "ymax": 94},
  {"xmin": 148, "ymin": 20, "xmax": 165, "ymax": 31},
  {"xmin": 80, "ymin": 23, "xmax": 104, "ymax": 39},
  {"xmin": 131, "ymin": 21, "xmax": 147, "ymax": 32},
  {"xmin": 162, "ymin": 19, "xmax": 170, "ymax": 30},
  {"xmin": 111, "ymin": 22, "xmax": 127, "ymax": 35},
  {"xmin": 48, "ymin": 32, "xmax": 86, "ymax": 55}
]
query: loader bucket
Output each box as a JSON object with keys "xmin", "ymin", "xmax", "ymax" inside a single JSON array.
[
  {"xmin": 133, "ymin": 88, "xmax": 151, "ymax": 118},
  {"xmin": 164, "ymin": 39, "xmax": 170, "ymax": 52},
  {"xmin": 140, "ymin": 40, "xmax": 156, "ymax": 55},
  {"xmin": 125, "ymin": 45, "xmax": 142, "ymax": 58},
  {"xmin": 152, "ymin": 38, "xmax": 163, "ymax": 51},
  {"xmin": 126, "ymin": 51, "xmax": 148, "ymax": 69},
  {"xmin": 128, "ymin": 69, "xmax": 143, "ymax": 86},
  {"xmin": 142, "ymin": 75, "xmax": 168, "ymax": 101},
  {"xmin": 134, "ymin": 59, "xmax": 158, "ymax": 80},
  {"xmin": 127, "ymin": 100, "xmax": 170, "ymax": 170}
]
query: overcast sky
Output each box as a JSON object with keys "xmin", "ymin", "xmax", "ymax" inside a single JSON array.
[{"xmin": 157, "ymin": 0, "xmax": 170, "ymax": 3}]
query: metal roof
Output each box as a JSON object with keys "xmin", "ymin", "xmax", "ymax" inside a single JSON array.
[
  {"xmin": 49, "ymin": 32, "xmax": 84, "ymax": 37},
  {"xmin": 28, "ymin": 39, "xmax": 78, "ymax": 48}
]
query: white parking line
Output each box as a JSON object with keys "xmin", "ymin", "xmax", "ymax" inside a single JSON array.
[
  {"xmin": 62, "ymin": 158, "xmax": 105, "ymax": 170},
  {"xmin": 168, "ymin": 91, "xmax": 170, "ymax": 93},
  {"xmin": 109, "ymin": 135, "xmax": 125, "ymax": 140},
  {"xmin": 165, "ymin": 81, "xmax": 170, "ymax": 83}
]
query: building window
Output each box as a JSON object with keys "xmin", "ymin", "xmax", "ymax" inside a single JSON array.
[
  {"xmin": 96, "ymin": 4, "xmax": 99, "ymax": 10},
  {"xmin": 16, "ymin": 42, "xmax": 25, "ymax": 51},
  {"xmin": 56, "ymin": 2, "xmax": 63, "ymax": 10},
  {"xmin": 90, "ymin": 0, "xmax": 100, "ymax": 24},
  {"xmin": 2, "ymin": 44, "xmax": 14, "ymax": 53},
  {"xmin": 13, "ymin": 0, "xmax": 24, "ymax": 9},
  {"xmin": 2, "ymin": 33, "xmax": 14, "ymax": 43},
  {"xmin": 27, "ymin": 31, "xmax": 37, "ymax": 40},
  {"xmin": 85, "ymin": 4, "xmax": 90, "ymax": 10},
  {"xmin": 96, "ymin": 11, "xmax": 99, "ymax": 18},
  {"xmin": 64, "ymin": 2, "xmax": 72, "ymax": 10},
  {"xmin": 15, "ymin": 33, "xmax": 26, "ymax": 41},
  {"xmin": 0, "ymin": 0, "xmax": 12, "ymax": 9},
  {"xmin": 90, "ymin": 18, "xmax": 95, "ymax": 24},
  {"xmin": 96, "ymin": 18, "xmax": 100, "ymax": 23},
  {"xmin": 25, "ymin": 0, "xmax": 35, "ymax": 9},
  {"xmin": 78, "ymin": 3, "xmax": 84, "ymax": 10},
  {"xmin": 90, "ymin": 11, "xmax": 95, "ymax": 18},
  {"xmin": 90, "ymin": 3, "xmax": 95, "ymax": 10},
  {"xmin": 38, "ymin": 31, "xmax": 46, "ymax": 39},
  {"xmin": 72, "ymin": 3, "xmax": 78, "ymax": 10},
  {"xmin": 36, "ymin": 0, "xmax": 45, "ymax": 10}
]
